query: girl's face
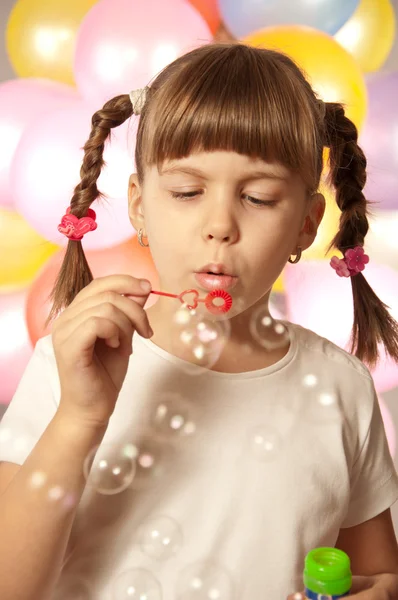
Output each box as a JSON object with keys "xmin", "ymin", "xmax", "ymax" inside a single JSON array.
[{"xmin": 129, "ymin": 151, "xmax": 324, "ymax": 321}]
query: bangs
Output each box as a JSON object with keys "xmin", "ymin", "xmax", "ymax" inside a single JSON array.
[{"xmin": 137, "ymin": 43, "xmax": 323, "ymax": 192}]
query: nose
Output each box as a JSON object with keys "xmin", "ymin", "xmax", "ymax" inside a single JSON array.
[{"xmin": 201, "ymin": 196, "xmax": 239, "ymax": 245}]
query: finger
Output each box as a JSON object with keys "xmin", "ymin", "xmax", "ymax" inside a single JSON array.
[
  {"xmin": 62, "ymin": 315, "xmax": 128, "ymax": 364},
  {"xmin": 69, "ymin": 274, "xmax": 152, "ymax": 308},
  {"xmin": 57, "ymin": 303, "xmax": 135, "ymax": 358},
  {"xmin": 60, "ymin": 291, "xmax": 152, "ymax": 338},
  {"xmin": 286, "ymin": 592, "xmax": 305, "ymax": 600}
]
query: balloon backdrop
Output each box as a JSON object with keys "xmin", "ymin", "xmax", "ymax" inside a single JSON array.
[
  {"xmin": 0, "ymin": 208, "xmax": 59, "ymax": 292},
  {"xmin": 0, "ymin": 289, "xmax": 33, "ymax": 406},
  {"xmin": 283, "ymin": 261, "xmax": 398, "ymax": 394},
  {"xmin": 365, "ymin": 210, "xmax": 398, "ymax": 272},
  {"xmin": 244, "ymin": 25, "xmax": 368, "ymax": 131},
  {"xmin": 219, "ymin": 0, "xmax": 359, "ymax": 40},
  {"xmin": 359, "ymin": 72, "xmax": 398, "ymax": 211},
  {"xmin": 335, "ymin": 0, "xmax": 396, "ymax": 74},
  {"xmin": 189, "ymin": 0, "xmax": 220, "ymax": 34},
  {"xmin": 26, "ymin": 235, "xmax": 160, "ymax": 344},
  {"xmin": 10, "ymin": 101, "xmax": 136, "ymax": 251},
  {"xmin": 74, "ymin": 0, "xmax": 212, "ymax": 107},
  {"xmin": 0, "ymin": 78, "xmax": 79, "ymax": 209},
  {"xmin": 6, "ymin": 0, "xmax": 98, "ymax": 85}
]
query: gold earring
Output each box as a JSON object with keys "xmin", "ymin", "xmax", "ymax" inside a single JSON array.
[
  {"xmin": 138, "ymin": 228, "xmax": 149, "ymax": 247},
  {"xmin": 288, "ymin": 247, "xmax": 302, "ymax": 264}
]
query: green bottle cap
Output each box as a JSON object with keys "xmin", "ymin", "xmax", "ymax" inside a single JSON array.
[{"xmin": 304, "ymin": 548, "xmax": 352, "ymax": 596}]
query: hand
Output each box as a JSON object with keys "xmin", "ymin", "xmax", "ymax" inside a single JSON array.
[
  {"xmin": 287, "ymin": 573, "xmax": 398, "ymax": 599},
  {"xmin": 52, "ymin": 274, "xmax": 153, "ymax": 428}
]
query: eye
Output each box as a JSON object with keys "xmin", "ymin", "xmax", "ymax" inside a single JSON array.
[
  {"xmin": 170, "ymin": 190, "xmax": 202, "ymax": 200},
  {"xmin": 243, "ymin": 195, "xmax": 277, "ymax": 207}
]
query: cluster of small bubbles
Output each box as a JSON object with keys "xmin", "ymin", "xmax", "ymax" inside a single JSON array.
[
  {"xmin": 129, "ymin": 438, "xmax": 172, "ymax": 490},
  {"xmin": 112, "ymin": 568, "xmax": 162, "ymax": 600},
  {"xmin": 176, "ymin": 561, "xmax": 234, "ymax": 600},
  {"xmin": 171, "ymin": 305, "xmax": 231, "ymax": 375},
  {"xmin": 249, "ymin": 306, "xmax": 290, "ymax": 351},
  {"xmin": 247, "ymin": 425, "xmax": 282, "ymax": 462},
  {"xmin": 83, "ymin": 442, "xmax": 136, "ymax": 495},
  {"xmin": 138, "ymin": 515, "xmax": 183, "ymax": 560},
  {"xmin": 28, "ymin": 471, "xmax": 77, "ymax": 509},
  {"xmin": 152, "ymin": 393, "xmax": 197, "ymax": 438}
]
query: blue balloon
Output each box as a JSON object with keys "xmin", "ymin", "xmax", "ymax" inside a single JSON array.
[{"xmin": 219, "ymin": 0, "xmax": 360, "ymax": 39}]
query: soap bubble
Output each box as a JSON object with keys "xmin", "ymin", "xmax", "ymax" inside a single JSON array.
[
  {"xmin": 176, "ymin": 561, "xmax": 234, "ymax": 600},
  {"xmin": 247, "ymin": 425, "xmax": 282, "ymax": 462},
  {"xmin": 249, "ymin": 307, "xmax": 290, "ymax": 351},
  {"xmin": 83, "ymin": 442, "xmax": 136, "ymax": 495},
  {"xmin": 170, "ymin": 305, "xmax": 231, "ymax": 375},
  {"xmin": 152, "ymin": 393, "xmax": 197, "ymax": 438},
  {"xmin": 112, "ymin": 568, "xmax": 162, "ymax": 600},
  {"xmin": 138, "ymin": 515, "xmax": 183, "ymax": 560},
  {"xmin": 128, "ymin": 437, "xmax": 174, "ymax": 491}
]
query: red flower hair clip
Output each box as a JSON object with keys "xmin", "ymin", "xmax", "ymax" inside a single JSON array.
[{"xmin": 330, "ymin": 246, "xmax": 369, "ymax": 278}]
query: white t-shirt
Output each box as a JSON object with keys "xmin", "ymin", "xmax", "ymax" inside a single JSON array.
[{"xmin": 1, "ymin": 321, "xmax": 398, "ymax": 600}]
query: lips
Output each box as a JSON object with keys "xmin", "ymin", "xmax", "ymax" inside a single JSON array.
[{"xmin": 194, "ymin": 272, "xmax": 238, "ymax": 291}]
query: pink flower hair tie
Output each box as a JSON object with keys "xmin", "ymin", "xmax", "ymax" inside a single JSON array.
[
  {"xmin": 58, "ymin": 207, "xmax": 97, "ymax": 241},
  {"xmin": 330, "ymin": 246, "xmax": 369, "ymax": 278}
]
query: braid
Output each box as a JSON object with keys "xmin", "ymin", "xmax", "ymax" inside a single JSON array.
[
  {"xmin": 45, "ymin": 94, "xmax": 133, "ymax": 327},
  {"xmin": 324, "ymin": 102, "xmax": 398, "ymax": 367}
]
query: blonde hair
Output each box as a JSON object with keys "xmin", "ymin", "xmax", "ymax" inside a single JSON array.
[{"xmin": 46, "ymin": 42, "xmax": 398, "ymax": 368}]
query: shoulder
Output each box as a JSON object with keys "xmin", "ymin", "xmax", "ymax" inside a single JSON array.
[{"xmin": 288, "ymin": 320, "xmax": 373, "ymax": 382}]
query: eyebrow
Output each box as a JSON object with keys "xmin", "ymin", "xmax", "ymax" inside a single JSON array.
[{"xmin": 160, "ymin": 165, "xmax": 290, "ymax": 182}]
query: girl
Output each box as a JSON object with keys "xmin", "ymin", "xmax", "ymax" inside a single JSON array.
[{"xmin": 0, "ymin": 42, "xmax": 398, "ymax": 600}]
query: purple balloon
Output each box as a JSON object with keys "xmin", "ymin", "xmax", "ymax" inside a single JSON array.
[{"xmin": 359, "ymin": 72, "xmax": 398, "ymax": 211}]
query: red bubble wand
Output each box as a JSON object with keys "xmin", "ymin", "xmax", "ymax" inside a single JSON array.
[{"xmin": 149, "ymin": 288, "xmax": 233, "ymax": 315}]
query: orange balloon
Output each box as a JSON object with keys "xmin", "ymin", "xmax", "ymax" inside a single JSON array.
[
  {"xmin": 244, "ymin": 25, "xmax": 368, "ymax": 131},
  {"xmin": 26, "ymin": 235, "xmax": 160, "ymax": 344},
  {"xmin": 189, "ymin": 0, "xmax": 220, "ymax": 34}
]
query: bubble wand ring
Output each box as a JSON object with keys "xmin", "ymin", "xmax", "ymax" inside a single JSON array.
[{"xmin": 150, "ymin": 288, "xmax": 233, "ymax": 315}]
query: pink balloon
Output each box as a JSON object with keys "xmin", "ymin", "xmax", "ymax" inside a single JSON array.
[
  {"xmin": 379, "ymin": 395, "xmax": 396, "ymax": 459},
  {"xmin": 10, "ymin": 101, "xmax": 137, "ymax": 251},
  {"xmin": 0, "ymin": 79, "xmax": 79, "ymax": 210},
  {"xmin": 74, "ymin": 0, "xmax": 212, "ymax": 107},
  {"xmin": 0, "ymin": 289, "xmax": 33, "ymax": 406},
  {"xmin": 284, "ymin": 261, "xmax": 398, "ymax": 394}
]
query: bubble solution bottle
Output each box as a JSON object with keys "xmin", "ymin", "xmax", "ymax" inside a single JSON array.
[{"xmin": 303, "ymin": 547, "xmax": 352, "ymax": 599}]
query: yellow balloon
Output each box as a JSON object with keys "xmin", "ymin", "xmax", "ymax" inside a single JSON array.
[
  {"xmin": 243, "ymin": 25, "xmax": 368, "ymax": 131},
  {"xmin": 0, "ymin": 208, "xmax": 59, "ymax": 292},
  {"xmin": 335, "ymin": 0, "xmax": 396, "ymax": 73},
  {"xmin": 6, "ymin": 0, "xmax": 98, "ymax": 85}
]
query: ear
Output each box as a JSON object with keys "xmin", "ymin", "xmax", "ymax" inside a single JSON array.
[
  {"xmin": 297, "ymin": 192, "xmax": 326, "ymax": 252},
  {"xmin": 128, "ymin": 173, "xmax": 146, "ymax": 232}
]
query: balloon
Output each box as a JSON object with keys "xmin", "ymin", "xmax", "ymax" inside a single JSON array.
[
  {"xmin": 26, "ymin": 235, "xmax": 160, "ymax": 343},
  {"xmin": 6, "ymin": 0, "xmax": 98, "ymax": 85},
  {"xmin": 0, "ymin": 289, "xmax": 33, "ymax": 406},
  {"xmin": 359, "ymin": 72, "xmax": 398, "ymax": 210},
  {"xmin": 379, "ymin": 395, "xmax": 397, "ymax": 458},
  {"xmin": 0, "ymin": 208, "xmax": 59, "ymax": 292},
  {"xmin": 73, "ymin": 0, "xmax": 212, "ymax": 107},
  {"xmin": 244, "ymin": 26, "xmax": 368, "ymax": 131},
  {"xmin": 0, "ymin": 78, "xmax": 79, "ymax": 209},
  {"xmin": 365, "ymin": 210, "xmax": 398, "ymax": 271},
  {"xmin": 283, "ymin": 261, "xmax": 398, "ymax": 394},
  {"xmin": 10, "ymin": 101, "xmax": 137, "ymax": 251},
  {"xmin": 189, "ymin": 0, "xmax": 220, "ymax": 34},
  {"xmin": 219, "ymin": 0, "xmax": 359, "ymax": 40},
  {"xmin": 335, "ymin": 0, "xmax": 396, "ymax": 73}
]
